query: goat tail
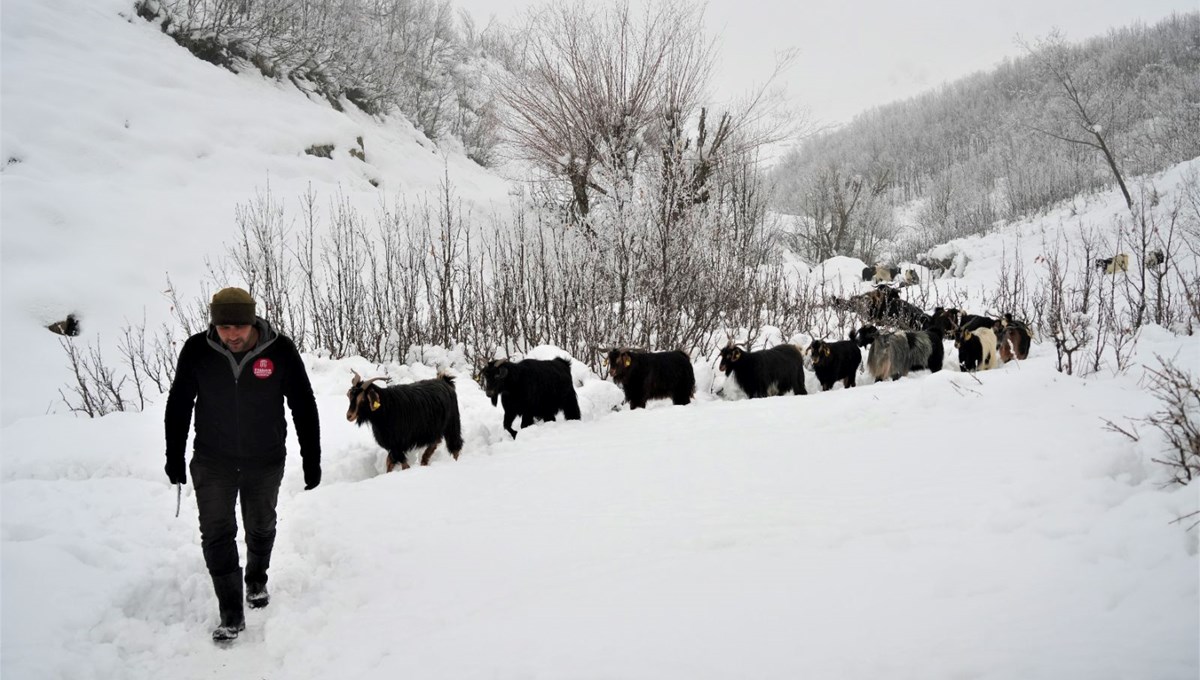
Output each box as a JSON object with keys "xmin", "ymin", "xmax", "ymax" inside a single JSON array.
[
  {"xmin": 437, "ymin": 372, "xmax": 457, "ymax": 389},
  {"xmin": 444, "ymin": 401, "xmax": 464, "ymax": 458}
]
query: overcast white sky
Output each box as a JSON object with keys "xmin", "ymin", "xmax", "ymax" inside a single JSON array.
[{"xmin": 454, "ymin": 0, "xmax": 1196, "ymax": 128}]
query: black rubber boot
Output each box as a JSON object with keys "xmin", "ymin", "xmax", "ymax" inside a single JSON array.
[
  {"xmin": 246, "ymin": 582, "xmax": 270, "ymax": 609},
  {"xmin": 245, "ymin": 551, "xmax": 271, "ymax": 609},
  {"xmin": 211, "ymin": 571, "xmax": 246, "ymax": 643}
]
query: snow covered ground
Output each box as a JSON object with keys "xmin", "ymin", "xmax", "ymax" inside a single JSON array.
[{"xmin": 2, "ymin": 0, "xmax": 1199, "ymax": 678}]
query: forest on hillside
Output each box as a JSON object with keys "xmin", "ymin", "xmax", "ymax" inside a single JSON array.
[
  {"xmin": 770, "ymin": 13, "xmax": 1200, "ymax": 262},
  {"xmin": 140, "ymin": 2, "xmax": 1198, "ymax": 265}
]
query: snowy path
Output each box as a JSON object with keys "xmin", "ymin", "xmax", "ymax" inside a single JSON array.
[{"xmin": 4, "ymin": 349, "xmax": 1197, "ymax": 679}]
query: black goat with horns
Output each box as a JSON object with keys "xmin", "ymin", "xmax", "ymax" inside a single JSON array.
[
  {"xmin": 346, "ymin": 369, "xmax": 463, "ymax": 472},
  {"xmin": 479, "ymin": 357, "xmax": 581, "ymax": 439},
  {"xmin": 718, "ymin": 343, "xmax": 808, "ymax": 398}
]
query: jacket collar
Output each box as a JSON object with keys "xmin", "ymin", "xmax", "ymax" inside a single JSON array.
[{"xmin": 205, "ymin": 318, "xmax": 280, "ymax": 377}]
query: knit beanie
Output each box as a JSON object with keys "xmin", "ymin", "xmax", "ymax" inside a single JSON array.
[{"xmin": 210, "ymin": 287, "xmax": 257, "ymax": 325}]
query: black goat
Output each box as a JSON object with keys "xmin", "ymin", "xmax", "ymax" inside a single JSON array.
[
  {"xmin": 480, "ymin": 357, "xmax": 581, "ymax": 438},
  {"xmin": 905, "ymin": 329, "xmax": 943, "ymax": 373},
  {"xmin": 718, "ymin": 344, "xmax": 807, "ymax": 398},
  {"xmin": 807, "ymin": 339, "xmax": 861, "ymax": 391},
  {"xmin": 605, "ymin": 348, "xmax": 694, "ymax": 409},
  {"xmin": 346, "ymin": 370, "xmax": 462, "ymax": 472},
  {"xmin": 928, "ymin": 307, "xmax": 960, "ymax": 336},
  {"xmin": 959, "ymin": 313, "xmax": 998, "ymax": 332}
]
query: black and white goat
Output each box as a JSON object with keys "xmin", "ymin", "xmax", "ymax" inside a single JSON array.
[
  {"xmin": 955, "ymin": 327, "xmax": 999, "ymax": 372},
  {"xmin": 480, "ymin": 357, "xmax": 581, "ymax": 438},
  {"xmin": 1095, "ymin": 253, "xmax": 1130, "ymax": 274},
  {"xmin": 346, "ymin": 370, "xmax": 463, "ymax": 472},
  {"xmin": 718, "ymin": 344, "xmax": 807, "ymax": 398}
]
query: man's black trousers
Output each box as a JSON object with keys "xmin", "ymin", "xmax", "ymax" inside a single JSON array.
[{"xmin": 190, "ymin": 456, "xmax": 285, "ymax": 587}]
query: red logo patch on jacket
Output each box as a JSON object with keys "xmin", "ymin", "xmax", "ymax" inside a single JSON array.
[{"xmin": 252, "ymin": 358, "xmax": 275, "ymax": 379}]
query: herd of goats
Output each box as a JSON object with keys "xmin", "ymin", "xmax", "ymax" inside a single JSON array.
[{"xmin": 343, "ymin": 275, "xmax": 1036, "ymax": 473}]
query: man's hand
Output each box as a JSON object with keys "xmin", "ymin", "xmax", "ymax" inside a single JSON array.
[
  {"xmin": 303, "ymin": 458, "xmax": 321, "ymax": 491},
  {"xmin": 165, "ymin": 456, "xmax": 187, "ymax": 485}
]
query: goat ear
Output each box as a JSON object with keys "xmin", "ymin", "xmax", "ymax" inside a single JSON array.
[
  {"xmin": 622, "ymin": 354, "xmax": 631, "ymax": 367},
  {"xmin": 498, "ymin": 366, "xmax": 508, "ymax": 379},
  {"xmin": 370, "ymin": 396, "xmax": 381, "ymax": 411}
]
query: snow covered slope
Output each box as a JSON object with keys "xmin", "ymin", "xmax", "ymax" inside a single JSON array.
[{"xmin": 0, "ymin": 0, "xmax": 512, "ymax": 425}]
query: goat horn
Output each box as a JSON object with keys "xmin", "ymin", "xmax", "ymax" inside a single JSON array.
[{"xmin": 351, "ymin": 369, "xmax": 363, "ymax": 386}]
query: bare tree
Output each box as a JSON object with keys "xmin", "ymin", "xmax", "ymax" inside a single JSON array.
[
  {"xmin": 1019, "ymin": 30, "xmax": 1137, "ymax": 211},
  {"xmin": 780, "ymin": 161, "xmax": 893, "ymax": 262},
  {"xmin": 499, "ymin": 0, "xmax": 794, "ymax": 222},
  {"xmin": 498, "ymin": 0, "xmax": 709, "ymax": 219}
]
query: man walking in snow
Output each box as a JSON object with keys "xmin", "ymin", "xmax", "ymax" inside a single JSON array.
[{"xmin": 164, "ymin": 287, "xmax": 321, "ymax": 643}]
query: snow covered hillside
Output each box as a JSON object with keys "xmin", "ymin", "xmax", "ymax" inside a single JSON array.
[
  {"xmin": 0, "ymin": 0, "xmax": 512, "ymax": 426},
  {"xmin": 2, "ymin": 0, "xmax": 1199, "ymax": 678}
]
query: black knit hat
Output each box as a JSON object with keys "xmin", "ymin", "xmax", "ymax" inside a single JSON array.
[{"xmin": 210, "ymin": 287, "xmax": 257, "ymax": 325}]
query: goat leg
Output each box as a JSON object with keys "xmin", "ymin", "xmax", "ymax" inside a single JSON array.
[
  {"xmin": 420, "ymin": 440, "xmax": 442, "ymax": 466},
  {"xmin": 385, "ymin": 451, "xmax": 410, "ymax": 473}
]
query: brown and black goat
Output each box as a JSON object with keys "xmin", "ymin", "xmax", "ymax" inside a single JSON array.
[
  {"xmin": 842, "ymin": 286, "xmax": 930, "ymax": 330},
  {"xmin": 346, "ymin": 370, "xmax": 463, "ymax": 472},
  {"xmin": 995, "ymin": 314, "xmax": 1033, "ymax": 363}
]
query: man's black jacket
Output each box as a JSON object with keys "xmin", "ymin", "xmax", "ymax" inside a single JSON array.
[{"xmin": 165, "ymin": 319, "xmax": 320, "ymax": 470}]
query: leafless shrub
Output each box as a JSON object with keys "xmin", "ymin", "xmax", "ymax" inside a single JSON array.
[
  {"xmin": 227, "ymin": 183, "xmax": 306, "ymax": 343},
  {"xmin": 58, "ymin": 337, "xmax": 128, "ymax": 418},
  {"xmin": 988, "ymin": 241, "xmax": 1036, "ymax": 323},
  {"xmin": 1035, "ymin": 235, "xmax": 1091, "ymax": 375},
  {"xmin": 163, "ymin": 273, "xmax": 211, "ymax": 336},
  {"xmin": 1107, "ymin": 355, "xmax": 1200, "ymax": 487}
]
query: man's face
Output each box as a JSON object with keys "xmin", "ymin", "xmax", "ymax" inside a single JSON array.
[{"xmin": 216, "ymin": 324, "xmax": 256, "ymax": 352}]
